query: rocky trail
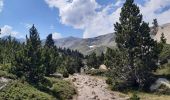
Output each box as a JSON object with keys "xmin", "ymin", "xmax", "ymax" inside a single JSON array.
[{"xmin": 69, "ymin": 74, "xmax": 129, "ymax": 100}]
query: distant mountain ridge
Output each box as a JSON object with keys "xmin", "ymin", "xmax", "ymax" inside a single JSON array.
[
  {"xmin": 1, "ymin": 23, "xmax": 170, "ymax": 55},
  {"xmin": 53, "ymin": 33, "xmax": 116, "ymax": 55},
  {"xmin": 154, "ymin": 23, "xmax": 170, "ymax": 44}
]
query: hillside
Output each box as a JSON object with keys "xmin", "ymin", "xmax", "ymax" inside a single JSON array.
[
  {"xmin": 3, "ymin": 23, "xmax": 169, "ymax": 55},
  {"xmin": 54, "ymin": 33, "xmax": 116, "ymax": 55},
  {"xmin": 54, "ymin": 23, "xmax": 170, "ymax": 55},
  {"xmin": 154, "ymin": 23, "xmax": 170, "ymax": 44}
]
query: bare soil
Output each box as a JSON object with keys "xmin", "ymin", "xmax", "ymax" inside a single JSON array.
[{"xmin": 69, "ymin": 74, "xmax": 129, "ymax": 100}]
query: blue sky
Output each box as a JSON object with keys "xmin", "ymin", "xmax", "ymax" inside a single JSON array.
[{"xmin": 0, "ymin": 0, "xmax": 170, "ymax": 39}]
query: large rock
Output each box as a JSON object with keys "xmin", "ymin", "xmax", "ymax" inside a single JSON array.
[
  {"xmin": 150, "ymin": 78, "xmax": 170, "ymax": 91},
  {"xmin": 50, "ymin": 73, "xmax": 63, "ymax": 79},
  {"xmin": 0, "ymin": 77, "xmax": 10, "ymax": 90},
  {"xmin": 99, "ymin": 64, "xmax": 107, "ymax": 70}
]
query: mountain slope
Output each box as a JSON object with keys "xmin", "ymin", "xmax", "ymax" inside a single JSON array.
[
  {"xmin": 53, "ymin": 23, "xmax": 170, "ymax": 55},
  {"xmin": 2, "ymin": 23, "xmax": 169, "ymax": 55},
  {"xmin": 54, "ymin": 33, "xmax": 116, "ymax": 55},
  {"xmin": 154, "ymin": 23, "xmax": 170, "ymax": 44}
]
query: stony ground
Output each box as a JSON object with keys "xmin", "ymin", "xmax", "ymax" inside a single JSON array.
[{"xmin": 69, "ymin": 74, "xmax": 129, "ymax": 100}]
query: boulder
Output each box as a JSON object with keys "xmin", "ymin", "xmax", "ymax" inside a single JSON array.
[
  {"xmin": 0, "ymin": 77, "xmax": 10, "ymax": 90},
  {"xmin": 50, "ymin": 73, "xmax": 63, "ymax": 79},
  {"xmin": 99, "ymin": 64, "xmax": 107, "ymax": 70},
  {"xmin": 150, "ymin": 78, "xmax": 170, "ymax": 91},
  {"xmin": 91, "ymin": 68, "xmax": 95, "ymax": 70}
]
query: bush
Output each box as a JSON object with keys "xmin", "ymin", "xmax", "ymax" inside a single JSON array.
[
  {"xmin": 130, "ymin": 93, "xmax": 140, "ymax": 100},
  {"xmin": 63, "ymin": 71, "xmax": 69, "ymax": 78},
  {"xmin": 111, "ymin": 80, "xmax": 130, "ymax": 91},
  {"xmin": 0, "ymin": 70, "xmax": 17, "ymax": 79},
  {"xmin": 0, "ymin": 63, "xmax": 12, "ymax": 72},
  {"xmin": 46, "ymin": 77, "xmax": 76, "ymax": 100},
  {"xmin": 51, "ymin": 79, "xmax": 76, "ymax": 100},
  {"xmin": 159, "ymin": 44, "xmax": 170, "ymax": 64},
  {"xmin": 106, "ymin": 77, "xmax": 113, "ymax": 85},
  {"xmin": 0, "ymin": 81, "xmax": 55, "ymax": 100}
]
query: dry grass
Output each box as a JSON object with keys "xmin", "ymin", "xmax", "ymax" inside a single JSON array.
[{"xmin": 128, "ymin": 91, "xmax": 170, "ymax": 100}]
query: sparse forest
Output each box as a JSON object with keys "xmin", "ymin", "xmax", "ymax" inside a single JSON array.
[{"xmin": 0, "ymin": 0, "xmax": 170, "ymax": 100}]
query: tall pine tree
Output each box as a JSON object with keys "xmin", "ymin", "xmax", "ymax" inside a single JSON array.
[
  {"xmin": 152, "ymin": 19, "xmax": 158, "ymax": 35},
  {"xmin": 114, "ymin": 0, "xmax": 158, "ymax": 89},
  {"xmin": 43, "ymin": 33, "xmax": 59, "ymax": 76},
  {"xmin": 12, "ymin": 25, "xmax": 45, "ymax": 83},
  {"xmin": 160, "ymin": 33, "xmax": 166, "ymax": 44}
]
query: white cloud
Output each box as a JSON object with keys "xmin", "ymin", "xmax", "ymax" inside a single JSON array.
[
  {"xmin": 46, "ymin": 0, "xmax": 99, "ymax": 29},
  {"xmin": 45, "ymin": 0, "xmax": 170, "ymax": 38},
  {"xmin": 0, "ymin": 0, "xmax": 3, "ymax": 12},
  {"xmin": 45, "ymin": 0, "xmax": 121, "ymax": 38},
  {"xmin": 52, "ymin": 32, "xmax": 62, "ymax": 39},
  {"xmin": 139, "ymin": 0, "xmax": 170, "ymax": 25},
  {"xmin": 0, "ymin": 25, "xmax": 19, "ymax": 37}
]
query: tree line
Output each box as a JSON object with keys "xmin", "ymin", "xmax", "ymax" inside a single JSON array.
[
  {"xmin": 0, "ymin": 25, "xmax": 84, "ymax": 84},
  {"xmin": 86, "ymin": 0, "xmax": 167, "ymax": 91}
]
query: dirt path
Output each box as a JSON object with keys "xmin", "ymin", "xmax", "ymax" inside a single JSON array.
[{"xmin": 69, "ymin": 74, "xmax": 129, "ymax": 100}]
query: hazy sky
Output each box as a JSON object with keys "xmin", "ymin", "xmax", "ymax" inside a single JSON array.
[{"xmin": 0, "ymin": 0, "xmax": 170, "ymax": 39}]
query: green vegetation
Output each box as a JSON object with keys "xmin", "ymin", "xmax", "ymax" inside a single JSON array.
[
  {"xmin": 12, "ymin": 25, "xmax": 45, "ymax": 83},
  {"xmin": 0, "ymin": 77, "xmax": 76, "ymax": 100},
  {"xmin": 130, "ymin": 93, "xmax": 140, "ymax": 100},
  {"xmin": 47, "ymin": 77, "xmax": 76, "ymax": 100},
  {"xmin": 0, "ymin": 0, "xmax": 170, "ymax": 99},
  {"xmin": 128, "ymin": 91, "xmax": 170, "ymax": 100},
  {"xmin": 159, "ymin": 44, "xmax": 170, "ymax": 64},
  {"xmin": 86, "ymin": 52, "xmax": 105, "ymax": 69},
  {"xmin": 0, "ymin": 70, "xmax": 16, "ymax": 79},
  {"xmin": 0, "ymin": 25, "xmax": 83, "ymax": 99},
  {"xmin": 156, "ymin": 63, "xmax": 170, "ymax": 76},
  {"xmin": 0, "ymin": 81, "xmax": 55, "ymax": 100},
  {"xmin": 103, "ymin": 0, "xmax": 160, "ymax": 91}
]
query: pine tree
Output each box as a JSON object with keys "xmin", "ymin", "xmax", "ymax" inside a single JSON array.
[
  {"xmin": 114, "ymin": 0, "xmax": 158, "ymax": 89},
  {"xmin": 12, "ymin": 25, "xmax": 45, "ymax": 83},
  {"xmin": 43, "ymin": 34, "xmax": 59, "ymax": 76},
  {"xmin": 45, "ymin": 34, "xmax": 55, "ymax": 48},
  {"xmin": 152, "ymin": 19, "xmax": 158, "ymax": 35},
  {"xmin": 98, "ymin": 52, "xmax": 104, "ymax": 65},
  {"xmin": 114, "ymin": 0, "xmax": 143, "ymax": 76},
  {"xmin": 104, "ymin": 48, "xmax": 117, "ymax": 68},
  {"xmin": 87, "ymin": 52, "xmax": 98, "ymax": 69},
  {"xmin": 160, "ymin": 33, "xmax": 166, "ymax": 44}
]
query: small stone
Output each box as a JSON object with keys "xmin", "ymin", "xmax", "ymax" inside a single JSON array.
[{"xmin": 92, "ymin": 91, "xmax": 96, "ymax": 95}]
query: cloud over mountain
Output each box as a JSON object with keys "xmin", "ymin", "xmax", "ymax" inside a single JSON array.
[
  {"xmin": 45, "ymin": 0, "xmax": 121, "ymax": 38},
  {"xmin": 0, "ymin": 25, "xmax": 19, "ymax": 37},
  {"xmin": 45, "ymin": 0, "xmax": 170, "ymax": 38}
]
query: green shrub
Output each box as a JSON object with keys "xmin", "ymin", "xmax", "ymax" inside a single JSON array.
[
  {"xmin": 111, "ymin": 80, "xmax": 129, "ymax": 91},
  {"xmin": 50, "ymin": 79, "xmax": 76, "ymax": 100},
  {"xmin": 106, "ymin": 77, "xmax": 113, "ymax": 85},
  {"xmin": 46, "ymin": 77, "xmax": 77, "ymax": 100},
  {"xmin": 159, "ymin": 44, "xmax": 170, "ymax": 64},
  {"xmin": 63, "ymin": 71, "xmax": 69, "ymax": 78},
  {"xmin": 0, "ymin": 81, "xmax": 55, "ymax": 100},
  {"xmin": 130, "ymin": 93, "xmax": 140, "ymax": 100},
  {"xmin": 0, "ymin": 63, "xmax": 12, "ymax": 72},
  {"xmin": 0, "ymin": 70, "xmax": 17, "ymax": 79}
]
